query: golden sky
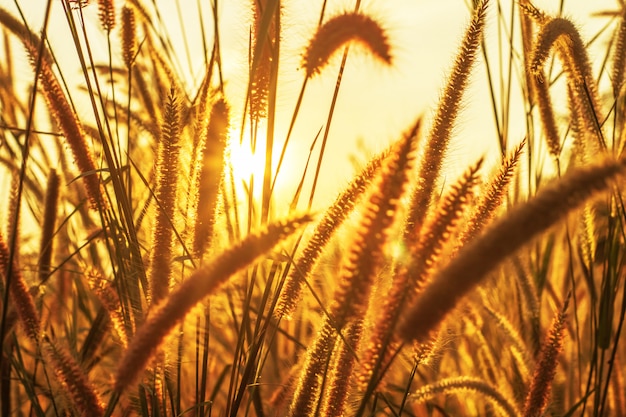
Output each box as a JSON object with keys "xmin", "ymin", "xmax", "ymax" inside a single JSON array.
[{"xmin": 1, "ymin": 0, "xmax": 619, "ymax": 212}]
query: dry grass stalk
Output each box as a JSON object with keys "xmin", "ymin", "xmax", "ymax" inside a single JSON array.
[
  {"xmin": 148, "ymin": 89, "xmax": 181, "ymax": 305},
  {"xmin": 38, "ymin": 169, "xmax": 59, "ymax": 282},
  {"xmin": 274, "ymin": 146, "xmax": 386, "ymax": 320},
  {"xmin": 114, "ymin": 213, "xmax": 311, "ymax": 393},
  {"xmin": 302, "ymin": 12, "xmax": 392, "ymax": 77},
  {"xmin": 193, "ymin": 98, "xmax": 229, "ymax": 257},
  {"xmin": 399, "ymin": 157, "xmax": 626, "ymax": 344},
  {"xmin": 410, "ymin": 376, "xmax": 522, "ymax": 417},
  {"xmin": 43, "ymin": 336, "xmax": 105, "ymax": 417},
  {"xmin": 404, "ymin": 0, "xmax": 488, "ymax": 241},
  {"xmin": 522, "ymin": 294, "xmax": 570, "ymax": 417}
]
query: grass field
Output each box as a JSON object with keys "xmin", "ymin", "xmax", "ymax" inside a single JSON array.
[{"xmin": 0, "ymin": 0, "xmax": 625, "ymax": 415}]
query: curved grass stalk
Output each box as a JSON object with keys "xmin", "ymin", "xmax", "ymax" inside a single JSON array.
[
  {"xmin": 530, "ymin": 16, "xmax": 605, "ymax": 155},
  {"xmin": 411, "ymin": 376, "xmax": 522, "ymax": 417},
  {"xmin": 302, "ymin": 12, "xmax": 392, "ymax": 77}
]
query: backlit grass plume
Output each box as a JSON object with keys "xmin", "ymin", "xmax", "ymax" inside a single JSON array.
[
  {"xmin": 274, "ymin": 146, "xmax": 386, "ymax": 319},
  {"xmin": 43, "ymin": 335, "xmax": 105, "ymax": 417},
  {"xmin": 38, "ymin": 169, "xmax": 59, "ymax": 282},
  {"xmin": 249, "ymin": 0, "xmax": 280, "ymax": 121},
  {"xmin": 399, "ymin": 157, "xmax": 626, "ymax": 343},
  {"xmin": 25, "ymin": 40, "xmax": 106, "ymax": 210},
  {"xmin": 302, "ymin": 12, "xmax": 392, "ymax": 77},
  {"xmin": 410, "ymin": 376, "xmax": 522, "ymax": 417},
  {"xmin": 97, "ymin": 0, "xmax": 115, "ymax": 32},
  {"xmin": 404, "ymin": 0, "xmax": 488, "ymax": 241},
  {"xmin": 193, "ymin": 97, "xmax": 229, "ymax": 257},
  {"xmin": 114, "ymin": 213, "xmax": 311, "ymax": 393},
  {"xmin": 121, "ymin": 5, "xmax": 137, "ymax": 69},
  {"xmin": 522, "ymin": 294, "xmax": 570, "ymax": 417},
  {"xmin": 0, "ymin": 232, "xmax": 39, "ymax": 342},
  {"xmin": 529, "ymin": 16, "xmax": 604, "ymax": 154},
  {"xmin": 359, "ymin": 159, "xmax": 483, "ymax": 393},
  {"xmin": 148, "ymin": 88, "xmax": 181, "ymax": 305},
  {"xmin": 288, "ymin": 119, "xmax": 420, "ymax": 416}
]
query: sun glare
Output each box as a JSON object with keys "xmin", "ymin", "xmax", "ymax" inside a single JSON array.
[{"xmin": 226, "ymin": 126, "xmax": 270, "ymax": 199}]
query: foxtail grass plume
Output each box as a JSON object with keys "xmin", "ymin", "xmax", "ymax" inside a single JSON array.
[
  {"xmin": 359, "ymin": 159, "xmax": 483, "ymax": 391},
  {"xmin": 533, "ymin": 72, "xmax": 562, "ymax": 159},
  {"xmin": 0, "ymin": 232, "xmax": 40, "ymax": 342},
  {"xmin": 612, "ymin": 8, "xmax": 626, "ymax": 95},
  {"xmin": 404, "ymin": 0, "xmax": 488, "ymax": 241},
  {"xmin": 250, "ymin": 0, "xmax": 280, "ymax": 121},
  {"xmin": 38, "ymin": 169, "xmax": 59, "ymax": 282},
  {"xmin": 302, "ymin": 12, "xmax": 392, "ymax": 77},
  {"xmin": 193, "ymin": 98, "xmax": 229, "ymax": 257},
  {"xmin": 522, "ymin": 294, "xmax": 570, "ymax": 417},
  {"xmin": 97, "ymin": 0, "xmax": 115, "ymax": 32},
  {"xmin": 23, "ymin": 41, "xmax": 107, "ymax": 210},
  {"xmin": 288, "ymin": 120, "xmax": 420, "ymax": 416},
  {"xmin": 529, "ymin": 16, "xmax": 604, "ymax": 153},
  {"xmin": 148, "ymin": 89, "xmax": 181, "ymax": 305},
  {"xmin": 121, "ymin": 5, "xmax": 136, "ymax": 68},
  {"xmin": 411, "ymin": 376, "xmax": 522, "ymax": 417},
  {"xmin": 87, "ymin": 271, "xmax": 129, "ymax": 348},
  {"xmin": 274, "ymin": 146, "xmax": 386, "ymax": 319},
  {"xmin": 399, "ymin": 157, "xmax": 626, "ymax": 343},
  {"xmin": 319, "ymin": 320, "xmax": 363, "ymax": 417},
  {"xmin": 114, "ymin": 214, "xmax": 311, "ymax": 393},
  {"xmin": 327, "ymin": 119, "xmax": 420, "ymax": 326},
  {"xmin": 43, "ymin": 336, "xmax": 105, "ymax": 417},
  {"xmin": 6, "ymin": 173, "xmax": 20, "ymax": 249},
  {"xmin": 461, "ymin": 140, "xmax": 525, "ymax": 242}
]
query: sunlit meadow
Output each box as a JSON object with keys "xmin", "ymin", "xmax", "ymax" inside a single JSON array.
[{"xmin": 0, "ymin": 0, "xmax": 625, "ymax": 416}]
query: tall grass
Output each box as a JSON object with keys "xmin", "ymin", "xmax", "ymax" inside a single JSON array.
[{"xmin": 0, "ymin": 0, "xmax": 625, "ymax": 416}]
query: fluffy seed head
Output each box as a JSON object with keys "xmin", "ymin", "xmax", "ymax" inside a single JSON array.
[{"xmin": 303, "ymin": 12, "xmax": 392, "ymax": 77}]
